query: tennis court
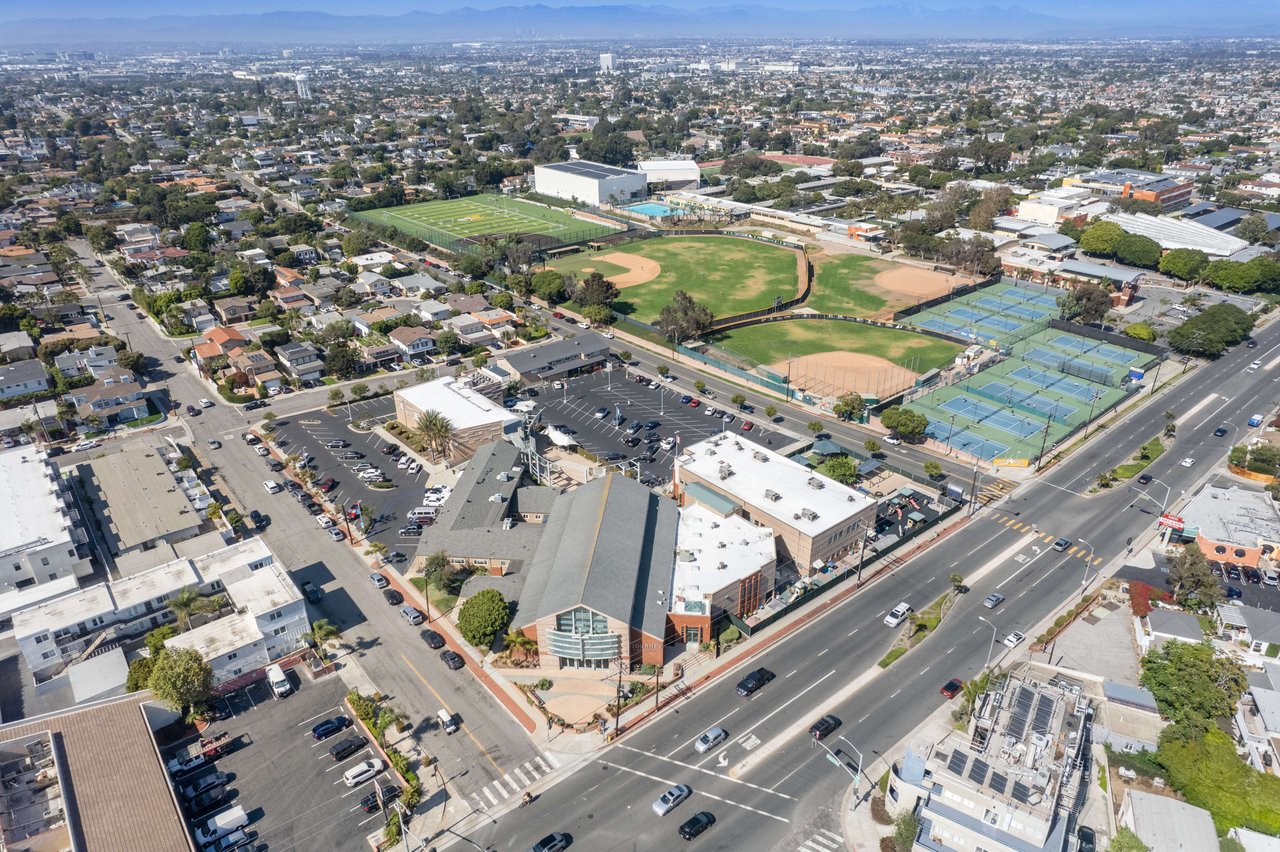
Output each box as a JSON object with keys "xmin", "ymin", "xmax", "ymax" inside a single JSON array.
[
  {"xmin": 939, "ymin": 394, "xmax": 1044, "ymax": 438},
  {"xmin": 1008, "ymin": 366, "xmax": 1106, "ymax": 401},
  {"xmin": 998, "ymin": 285, "xmax": 1059, "ymax": 308},
  {"xmin": 974, "ymin": 296, "xmax": 1051, "ymax": 321},
  {"xmin": 946, "ymin": 307, "xmax": 1026, "ymax": 334},
  {"xmin": 975, "ymin": 379, "xmax": 1078, "ymax": 421},
  {"xmin": 917, "ymin": 317, "xmax": 983, "ymax": 340},
  {"xmin": 1048, "ymin": 334, "xmax": 1136, "ymax": 365},
  {"xmin": 925, "ymin": 420, "xmax": 1009, "ymax": 459}
]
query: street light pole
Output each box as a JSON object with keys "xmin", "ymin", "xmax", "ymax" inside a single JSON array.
[
  {"xmin": 1078, "ymin": 538, "xmax": 1096, "ymax": 587},
  {"xmin": 977, "ymin": 615, "xmax": 998, "ymax": 671}
]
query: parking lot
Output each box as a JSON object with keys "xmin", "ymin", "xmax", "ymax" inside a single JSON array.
[
  {"xmin": 533, "ymin": 368, "xmax": 780, "ymax": 482},
  {"xmin": 266, "ymin": 397, "xmax": 439, "ymax": 555},
  {"xmin": 188, "ymin": 674, "xmax": 393, "ymax": 851}
]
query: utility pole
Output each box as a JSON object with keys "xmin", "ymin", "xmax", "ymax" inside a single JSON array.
[{"xmin": 968, "ymin": 461, "xmax": 980, "ymax": 517}]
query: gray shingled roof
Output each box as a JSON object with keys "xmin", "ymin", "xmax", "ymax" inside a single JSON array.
[{"xmin": 519, "ymin": 474, "xmax": 677, "ymax": 639}]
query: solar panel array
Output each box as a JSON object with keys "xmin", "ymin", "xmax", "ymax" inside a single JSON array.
[
  {"xmin": 542, "ymin": 160, "xmax": 638, "ymax": 180},
  {"xmin": 946, "ymin": 750, "xmax": 969, "ymax": 777},
  {"xmin": 968, "ymin": 757, "xmax": 990, "ymax": 786},
  {"xmin": 1007, "ymin": 686, "xmax": 1035, "ymax": 740},
  {"xmin": 989, "ymin": 772, "xmax": 1008, "ymax": 795},
  {"xmin": 1033, "ymin": 693, "xmax": 1056, "ymax": 735},
  {"xmin": 1011, "ymin": 781, "xmax": 1033, "ymax": 804}
]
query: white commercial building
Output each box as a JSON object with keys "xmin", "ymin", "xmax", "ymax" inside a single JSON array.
[
  {"xmin": 0, "ymin": 446, "xmax": 92, "ymax": 594},
  {"xmin": 1102, "ymin": 211, "xmax": 1249, "ymax": 257},
  {"xmin": 1015, "ymin": 186, "xmax": 1094, "ymax": 226},
  {"xmin": 599, "ymin": 53, "xmax": 615, "ymax": 73},
  {"xmin": 671, "ymin": 504, "xmax": 776, "ymax": 627},
  {"xmin": 533, "ymin": 160, "xmax": 647, "ymax": 206},
  {"xmin": 393, "ymin": 376, "xmax": 521, "ymax": 463},
  {"xmin": 636, "ymin": 159, "xmax": 702, "ymax": 189},
  {"xmin": 12, "ymin": 539, "xmax": 305, "ymax": 687}
]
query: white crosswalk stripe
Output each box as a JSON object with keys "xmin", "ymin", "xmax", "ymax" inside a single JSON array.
[
  {"xmin": 535, "ymin": 756, "xmax": 553, "ymax": 774},
  {"xmin": 543, "ymin": 751, "xmax": 561, "ymax": 768},
  {"xmin": 490, "ymin": 777, "xmax": 510, "ymax": 797},
  {"xmin": 523, "ymin": 760, "xmax": 542, "ymax": 779},
  {"xmin": 513, "ymin": 766, "xmax": 531, "ymax": 786},
  {"xmin": 798, "ymin": 829, "xmax": 843, "ymax": 851},
  {"xmin": 482, "ymin": 786, "xmax": 497, "ymax": 806}
]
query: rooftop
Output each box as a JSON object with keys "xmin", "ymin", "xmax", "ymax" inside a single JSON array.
[
  {"xmin": 1102, "ymin": 211, "xmax": 1249, "ymax": 257},
  {"xmin": 678, "ymin": 434, "xmax": 875, "ymax": 538},
  {"xmin": 537, "ymin": 159, "xmax": 643, "ymax": 180},
  {"xmin": 0, "ymin": 446, "xmax": 74, "ymax": 559},
  {"xmin": 166, "ymin": 610, "xmax": 261, "ymax": 659},
  {"xmin": 394, "ymin": 376, "xmax": 521, "ymax": 432},
  {"xmin": 672, "ymin": 504, "xmax": 775, "ymax": 616},
  {"xmin": 78, "ymin": 446, "xmax": 201, "ymax": 552},
  {"xmin": 499, "ymin": 332, "xmax": 610, "ymax": 376},
  {"xmin": 1181, "ymin": 484, "xmax": 1280, "ymax": 547},
  {"xmin": 1124, "ymin": 790, "xmax": 1219, "ymax": 852}
]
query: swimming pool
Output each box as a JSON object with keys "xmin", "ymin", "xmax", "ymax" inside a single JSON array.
[{"xmin": 626, "ymin": 202, "xmax": 677, "ymax": 217}]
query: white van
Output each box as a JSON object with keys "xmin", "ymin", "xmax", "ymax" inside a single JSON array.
[
  {"xmin": 438, "ymin": 708, "xmax": 459, "ymax": 735},
  {"xmin": 194, "ymin": 805, "xmax": 248, "ymax": 845},
  {"xmin": 266, "ymin": 663, "xmax": 292, "ymax": 698},
  {"xmin": 408, "ymin": 506, "xmax": 437, "ymax": 523}
]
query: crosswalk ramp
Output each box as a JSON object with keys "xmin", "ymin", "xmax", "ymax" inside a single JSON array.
[
  {"xmin": 470, "ymin": 751, "xmax": 561, "ymax": 808},
  {"xmin": 797, "ymin": 828, "xmax": 843, "ymax": 851}
]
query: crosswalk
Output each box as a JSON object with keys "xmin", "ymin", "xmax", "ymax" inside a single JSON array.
[
  {"xmin": 975, "ymin": 477, "xmax": 1017, "ymax": 507},
  {"xmin": 797, "ymin": 828, "xmax": 843, "ymax": 852},
  {"xmin": 989, "ymin": 515, "xmax": 1104, "ymax": 565},
  {"xmin": 470, "ymin": 751, "xmax": 561, "ymax": 808}
]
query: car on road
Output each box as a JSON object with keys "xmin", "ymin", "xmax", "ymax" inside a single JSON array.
[
  {"xmin": 383, "ymin": 588, "xmax": 403, "ymax": 606},
  {"xmin": 400, "ymin": 605, "xmax": 425, "ymax": 626},
  {"xmin": 884, "ymin": 602, "xmax": 912, "ymax": 627},
  {"xmin": 982, "ymin": 593, "xmax": 1005, "ymax": 609},
  {"xmin": 343, "ymin": 759, "xmax": 385, "ymax": 787},
  {"xmin": 1052, "ymin": 538, "xmax": 1071, "ymax": 552},
  {"xmin": 244, "ymin": 400, "xmax": 268, "ymax": 411},
  {"xmin": 370, "ymin": 573, "xmax": 390, "ymax": 589},
  {"xmin": 421, "ymin": 629, "xmax": 445, "ymax": 649},
  {"xmin": 327, "ymin": 528, "xmax": 346, "ymax": 542},
  {"xmin": 1213, "ymin": 426, "xmax": 1229, "ymax": 437},
  {"xmin": 883, "ymin": 435, "xmax": 902, "ymax": 445},
  {"xmin": 678, "ymin": 811, "xmax": 716, "ymax": 840},
  {"xmin": 1137, "ymin": 473, "xmax": 1153, "ymax": 485},
  {"xmin": 1076, "ymin": 825, "xmax": 1097, "ymax": 852},
  {"xmin": 359, "ymin": 784, "xmax": 402, "ymax": 813},
  {"xmin": 735, "ymin": 667, "xmax": 775, "ymax": 697},
  {"xmin": 652, "ymin": 783, "xmax": 692, "ymax": 817},
  {"xmin": 262, "ymin": 480, "xmax": 282, "ymax": 494},
  {"xmin": 199, "ymin": 398, "xmax": 214, "ymax": 408},
  {"xmin": 1247, "ymin": 339, "xmax": 1259, "ymax": 349},
  {"xmin": 440, "ymin": 649, "xmax": 465, "ymax": 670},
  {"xmin": 248, "ymin": 510, "xmax": 267, "ymax": 529},
  {"xmin": 1250, "ymin": 360, "xmax": 1263, "ymax": 370},
  {"xmin": 694, "ymin": 727, "xmax": 728, "ymax": 754},
  {"xmin": 529, "ymin": 833, "xmax": 571, "ymax": 852},
  {"xmin": 207, "ymin": 439, "xmax": 221, "ymax": 450},
  {"xmin": 317, "ymin": 515, "xmax": 335, "ymax": 529},
  {"xmin": 186, "ymin": 405, "xmax": 200, "ymax": 417},
  {"xmin": 941, "ymin": 678, "xmax": 964, "ymax": 699},
  {"xmin": 305, "ymin": 502, "xmax": 324, "ymax": 515},
  {"xmin": 552, "ymin": 311, "xmax": 564, "ymax": 319},
  {"xmin": 1003, "ymin": 631, "xmax": 1026, "ymax": 648},
  {"xmin": 1180, "ymin": 457, "xmax": 1195, "ymax": 467},
  {"xmin": 311, "ymin": 715, "xmax": 352, "ymax": 740},
  {"xmin": 809, "ymin": 714, "xmax": 841, "ymax": 740}
]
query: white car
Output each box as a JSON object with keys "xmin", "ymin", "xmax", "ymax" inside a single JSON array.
[
  {"xmin": 407, "ymin": 462, "xmax": 421, "ymax": 475},
  {"xmin": 327, "ymin": 528, "xmax": 345, "ymax": 542},
  {"xmin": 263, "ymin": 480, "xmax": 282, "ymax": 494},
  {"xmin": 652, "ymin": 783, "xmax": 692, "ymax": 817},
  {"xmin": 1250, "ymin": 360, "xmax": 1263, "ymax": 370},
  {"xmin": 883, "ymin": 436, "xmax": 902, "ymax": 445},
  {"xmin": 316, "ymin": 515, "xmax": 334, "ymax": 528},
  {"xmin": 342, "ymin": 759, "xmax": 385, "ymax": 787},
  {"xmin": 694, "ymin": 727, "xmax": 728, "ymax": 754},
  {"xmin": 71, "ymin": 440, "xmax": 100, "ymax": 452},
  {"xmin": 1180, "ymin": 457, "xmax": 1195, "ymax": 468},
  {"xmin": 397, "ymin": 457, "xmax": 411, "ymax": 469},
  {"xmin": 268, "ymin": 385, "xmax": 282, "ymax": 396},
  {"xmin": 662, "ymin": 374, "xmax": 676, "ymax": 383},
  {"xmin": 602, "ymin": 331, "xmax": 615, "ymax": 339},
  {"xmin": 255, "ymin": 445, "xmax": 270, "ymax": 457},
  {"xmin": 576, "ymin": 321, "xmax": 590, "ymax": 329},
  {"xmin": 1003, "ymin": 631, "xmax": 1026, "ymax": 648},
  {"xmin": 884, "ymin": 602, "xmax": 912, "ymax": 627},
  {"xmin": 207, "ymin": 439, "xmax": 222, "ymax": 450},
  {"xmin": 199, "ymin": 398, "xmax": 214, "ymax": 408}
]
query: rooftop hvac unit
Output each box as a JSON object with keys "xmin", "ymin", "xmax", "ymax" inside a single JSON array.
[
  {"xmin": 496, "ymin": 471, "xmax": 510, "ymax": 481},
  {"xmin": 706, "ymin": 449, "xmax": 717, "ymax": 456},
  {"xmin": 717, "ymin": 562, "xmax": 728, "ymax": 570},
  {"xmin": 488, "ymin": 494, "xmax": 506, "ymax": 503},
  {"xmin": 502, "ymin": 517, "xmax": 513, "ymax": 530},
  {"xmin": 800, "ymin": 508, "xmax": 818, "ymax": 521},
  {"xmin": 807, "ymin": 477, "xmax": 825, "ymax": 490},
  {"xmin": 752, "ymin": 451, "xmax": 769, "ymax": 462},
  {"xmin": 764, "ymin": 489, "xmax": 781, "ymax": 502}
]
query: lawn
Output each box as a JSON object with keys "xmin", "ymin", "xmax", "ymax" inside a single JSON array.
[
  {"xmin": 353, "ymin": 194, "xmax": 617, "ymax": 250},
  {"xmin": 716, "ymin": 319, "xmax": 962, "ymax": 371},
  {"xmin": 550, "ymin": 236, "xmax": 801, "ymax": 323},
  {"xmin": 1113, "ymin": 435, "xmax": 1165, "ymax": 479},
  {"xmin": 540, "ymin": 253, "xmax": 631, "ymax": 281},
  {"xmin": 806, "ymin": 254, "xmax": 891, "ymax": 317}
]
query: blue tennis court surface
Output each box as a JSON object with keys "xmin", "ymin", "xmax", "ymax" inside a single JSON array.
[
  {"xmin": 1023, "ymin": 347, "xmax": 1066, "ymax": 370},
  {"xmin": 917, "ymin": 317, "xmax": 981, "ymax": 339},
  {"xmin": 1051, "ymin": 334, "xmax": 1094, "ymax": 354},
  {"xmin": 977, "ymin": 380, "xmax": 1077, "ymax": 420},
  {"xmin": 940, "ymin": 395, "xmax": 999, "ymax": 420},
  {"xmin": 1001, "ymin": 286, "xmax": 1059, "ymax": 308},
  {"xmin": 1007, "ymin": 365, "xmax": 1107, "ymax": 401},
  {"xmin": 925, "ymin": 421, "xmax": 1008, "ymax": 459},
  {"xmin": 1091, "ymin": 345, "xmax": 1135, "ymax": 365},
  {"xmin": 939, "ymin": 394, "xmax": 1043, "ymax": 437},
  {"xmin": 974, "ymin": 296, "xmax": 1051, "ymax": 321},
  {"xmin": 1049, "ymin": 333, "xmax": 1138, "ymax": 365},
  {"xmin": 949, "ymin": 307, "xmax": 990, "ymax": 323},
  {"xmin": 948, "ymin": 306, "xmax": 1025, "ymax": 332},
  {"xmin": 1008, "ymin": 365, "xmax": 1058, "ymax": 388}
]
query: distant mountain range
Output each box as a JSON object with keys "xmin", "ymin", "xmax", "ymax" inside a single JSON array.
[{"xmin": 7, "ymin": 3, "xmax": 1280, "ymax": 46}]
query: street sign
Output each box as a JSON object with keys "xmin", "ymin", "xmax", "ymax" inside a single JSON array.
[
  {"xmin": 825, "ymin": 754, "xmax": 841, "ymax": 768},
  {"xmin": 1158, "ymin": 514, "xmax": 1184, "ymax": 531}
]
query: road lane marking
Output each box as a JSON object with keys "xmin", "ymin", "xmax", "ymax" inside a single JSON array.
[
  {"xmin": 614, "ymin": 745, "xmax": 794, "ymax": 799},
  {"xmin": 399, "ymin": 652, "xmax": 505, "ymax": 778},
  {"xmin": 817, "ymin": 648, "xmax": 829, "ymax": 657},
  {"xmin": 599, "ymin": 760, "xmax": 791, "ymax": 822},
  {"xmin": 786, "ymin": 670, "xmax": 798, "ymax": 678},
  {"xmin": 847, "ymin": 627, "xmax": 859, "ymax": 636}
]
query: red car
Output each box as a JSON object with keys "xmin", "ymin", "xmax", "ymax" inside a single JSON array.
[
  {"xmin": 941, "ymin": 678, "xmax": 963, "ymax": 699},
  {"xmin": 741, "ymin": 420, "xmax": 754, "ymax": 431},
  {"xmin": 551, "ymin": 311, "xmax": 565, "ymax": 319},
  {"xmin": 317, "ymin": 477, "xmax": 337, "ymax": 493},
  {"xmin": 689, "ymin": 399, "xmax": 700, "ymax": 408}
]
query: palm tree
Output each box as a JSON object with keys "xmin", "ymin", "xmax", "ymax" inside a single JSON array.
[
  {"xmin": 415, "ymin": 409, "xmax": 455, "ymax": 462},
  {"xmin": 167, "ymin": 585, "xmax": 221, "ymax": 630},
  {"xmin": 306, "ymin": 618, "xmax": 341, "ymax": 645}
]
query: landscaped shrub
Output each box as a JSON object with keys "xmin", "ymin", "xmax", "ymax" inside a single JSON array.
[{"xmin": 1159, "ymin": 728, "xmax": 1280, "ymax": 834}]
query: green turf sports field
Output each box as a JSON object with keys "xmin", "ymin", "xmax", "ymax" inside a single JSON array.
[
  {"xmin": 352, "ymin": 195, "xmax": 617, "ymax": 250},
  {"xmin": 547, "ymin": 236, "xmax": 800, "ymax": 323}
]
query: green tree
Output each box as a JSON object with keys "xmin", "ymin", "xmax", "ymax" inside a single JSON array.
[
  {"xmin": 880, "ymin": 405, "xmax": 929, "ymax": 440},
  {"xmin": 530, "ymin": 269, "xmax": 568, "ymax": 303},
  {"xmin": 434, "ymin": 329, "xmax": 461, "ymax": 355},
  {"xmin": 350, "ymin": 382, "xmax": 370, "ymax": 399},
  {"xmin": 657, "ymin": 290, "xmax": 713, "ymax": 345},
  {"xmin": 126, "ymin": 656, "xmax": 155, "ymax": 692},
  {"xmin": 1167, "ymin": 303, "xmax": 1254, "ymax": 357},
  {"xmin": 731, "ymin": 393, "xmax": 747, "ymax": 409},
  {"xmin": 327, "ymin": 388, "xmax": 344, "ymax": 405},
  {"xmin": 823, "ymin": 455, "xmax": 858, "ymax": 484},
  {"xmin": 167, "ymin": 585, "xmax": 220, "ymax": 630},
  {"xmin": 183, "ymin": 222, "xmax": 212, "ymax": 253},
  {"xmin": 832, "ymin": 392, "xmax": 865, "ymax": 421},
  {"xmin": 1166, "ymin": 543, "xmax": 1224, "ymax": 609},
  {"xmin": 1075, "ymin": 282, "xmax": 1114, "ymax": 325},
  {"xmin": 145, "ymin": 624, "xmax": 180, "ymax": 656},
  {"xmin": 1116, "ymin": 233, "xmax": 1162, "ymax": 269},
  {"xmin": 924, "ymin": 461, "xmax": 944, "ymax": 479},
  {"xmin": 864, "ymin": 438, "xmax": 880, "ymax": 455},
  {"xmin": 892, "ymin": 811, "xmax": 919, "ymax": 852},
  {"xmin": 414, "ymin": 409, "xmax": 455, "ymax": 461},
  {"xmin": 1109, "ymin": 826, "xmax": 1150, "ymax": 852},
  {"xmin": 1159, "ymin": 248, "xmax": 1209, "ymax": 282},
  {"xmin": 949, "ymin": 572, "xmax": 965, "ymax": 591},
  {"xmin": 1141, "ymin": 639, "xmax": 1247, "ymax": 723},
  {"xmin": 574, "ymin": 271, "xmax": 619, "ymax": 308},
  {"xmin": 342, "ymin": 230, "xmax": 372, "ymax": 258},
  {"xmin": 147, "ymin": 648, "xmax": 214, "ymax": 713},
  {"xmin": 307, "ymin": 618, "xmax": 341, "ymax": 645},
  {"xmin": 1079, "ymin": 220, "xmax": 1126, "ymax": 257},
  {"xmin": 325, "ymin": 343, "xmax": 358, "ymax": 379},
  {"xmin": 457, "ymin": 588, "xmax": 511, "ymax": 648},
  {"xmin": 421, "ymin": 550, "xmax": 454, "ymax": 590},
  {"xmin": 765, "ymin": 405, "xmax": 778, "ymax": 420},
  {"xmin": 1236, "ymin": 211, "xmax": 1271, "ymax": 245},
  {"xmin": 581, "ymin": 304, "xmax": 613, "ymax": 325},
  {"xmin": 807, "ymin": 420, "xmax": 824, "ymax": 434},
  {"xmin": 1123, "ymin": 322, "xmax": 1157, "ymax": 342}
]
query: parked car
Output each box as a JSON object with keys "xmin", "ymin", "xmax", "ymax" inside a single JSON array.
[
  {"xmin": 199, "ymin": 398, "xmax": 214, "ymax": 408},
  {"xmin": 359, "ymin": 784, "xmax": 402, "ymax": 813},
  {"xmin": 311, "ymin": 716, "xmax": 352, "ymax": 740},
  {"xmin": 263, "ymin": 480, "xmax": 282, "ymax": 495},
  {"xmin": 383, "ymin": 588, "xmax": 403, "ymax": 606},
  {"xmin": 399, "ymin": 525, "xmax": 422, "ymax": 537},
  {"xmin": 940, "ymin": 679, "xmax": 964, "ymax": 700},
  {"xmin": 369, "ymin": 573, "xmax": 389, "ymax": 589},
  {"xmin": 343, "ymin": 759, "xmax": 386, "ymax": 787},
  {"xmin": 652, "ymin": 783, "xmax": 692, "ymax": 817},
  {"xmin": 440, "ymin": 649, "xmax": 465, "ymax": 670},
  {"xmin": 1003, "ymin": 631, "xmax": 1026, "ymax": 648},
  {"xmin": 317, "ymin": 477, "xmax": 337, "ymax": 493},
  {"xmin": 325, "ymin": 439, "xmax": 349, "ymax": 449},
  {"xmin": 249, "ymin": 510, "xmax": 267, "ymax": 529},
  {"xmin": 255, "ymin": 445, "xmax": 270, "ymax": 457},
  {"xmin": 735, "ymin": 667, "xmax": 775, "ymax": 697},
  {"xmin": 421, "ymin": 629, "xmax": 445, "ymax": 649},
  {"xmin": 329, "ymin": 735, "xmax": 368, "ymax": 761},
  {"xmin": 327, "ymin": 528, "xmax": 345, "ymax": 542},
  {"xmin": 1226, "ymin": 585, "xmax": 1244, "ymax": 600},
  {"xmin": 400, "ymin": 605, "xmax": 425, "ymax": 626}
]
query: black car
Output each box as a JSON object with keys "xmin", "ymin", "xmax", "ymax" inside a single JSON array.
[
  {"xmin": 244, "ymin": 400, "xmax": 269, "ymax": 411},
  {"xmin": 187, "ymin": 785, "xmax": 228, "ymax": 817},
  {"xmin": 644, "ymin": 420, "xmax": 660, "ymax": 430},
  {"xmin": 1247, "ymin": 339, "xmax": 1259, "ymax": 349},
  {"xmin": 622, "ymin": 436, "xmax": 642, "ymax": 448},
  {"xmin": 678, "ymin": 811, "xmax": 716, "ymax": 840},
  {"xmin": 328, "ymin": 735, "xmax": 368, "ymax": 761},
  {"xmin": 266, "ymin": 459, "xmax": 284, "ymax": 472},
  {"xmin": 603, "ymin": 451, "xmax": 626, "ymax": 462},
  {"xmin": 735, "ymin": 667, "xmax": 775, "ymax": 697},
  {"xmin": 1226, "ymin": 585, "xmax": 1244, "ymax": 599},
  {"xmin": 441, "ymin": 650, "xmax": 465, "ymax": 670},
  {"xmin": 1076, "ymin": 825, "xmax": 1097, "ymax": 852},
  {"xmin": 359, "ymin": 784, "xmax": 402, "ymax": 813},
  {"xmin": 186, "ymin": 405, "xmax": 200, "ymax": 416},
  {"xmin": 249, "ymin": 510, "xmax": 267, "ymax": 529},
  {"xmin": 1245, "ymin": 567, "xmax": 1263, "ymax": 584},
  {"xmin": 809, "ymin": 714, "xmax": 841, "ymax": 740},
  {"xmin": 1214, "ymin": 426, "xmax": 1229, "ymax": 437},
  {"xmin": 1137, "ymin": 473, "xmax": 1152, "ymax": 485},
  {"xmin": 383, "ymin": 589, "xmax": 404, "ymax": 606},
  {"xmin": 421, "ymin": 629, "xmax": 446, "ymax": 649},
  {"xmin": 306, "ymin": 502, "xmax": 324, "ymax": 516},
  {"xmin": 311, "ymin": 715, "xmax": 352, "ymax": 740},
  {"xmin": 380, "ymin": 445, "xmax": 397, "ymax": 455},
  {"xmin": 635, "ymin": 452, "xmax": 655, "ymax": 464}
]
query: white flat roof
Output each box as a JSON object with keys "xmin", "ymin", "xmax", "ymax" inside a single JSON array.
[
  {"xmin": 1103, "ymin": 211, "xmax": 1249, "ymax": 256},
  {"xmin": 165, "ymin": 611, "xmax": 262, "ymax": 660},
  {"xmin": 0, "ymin": 574, "xmax": 79, "ymax": 623},
  {"xmin": 220, "ymin": 562, "xmax": 299, "ymax": 613},
  {"xmin": 110, "ymin": 559, "xmax": 200, "ymax": 612},
  {"xmin": 0, "ymin": 446, "xmax": 72, "ymax": 556},
  {"xmin": 672, "ymin": 505, "xmax": 775, "ymax": 614},
  {"xmin": 678, "ymin": 434, "xmax": 875, "ymax": 537},
  {"xmin": 394, "ymin": 376, "xmax": 521, "ymax": 432},
  {"xmin": 13, "ymin": 583, "xmax": 114, "ymax": 636},
  {"xmin": 193, "ymin": 538, "xmax": 273, "ymax": 581}
]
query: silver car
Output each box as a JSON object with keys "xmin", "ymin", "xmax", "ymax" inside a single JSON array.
[
  {"xmin": 652, "ymin": 783, "xmax": 692, "ymax": 816},
  {"xmin": 694, "ymin": 727, "xmax": 727, "ymax": 754}
]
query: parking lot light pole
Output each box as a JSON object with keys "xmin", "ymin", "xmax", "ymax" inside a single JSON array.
[{"xmin": 977, "ymin": 615, "xmax": 998, "ymax": 671}]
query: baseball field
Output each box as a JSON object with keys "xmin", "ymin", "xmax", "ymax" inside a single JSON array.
[{"xmin": 804, "ymin": 253, "xmax": 964, "ymax": 319}]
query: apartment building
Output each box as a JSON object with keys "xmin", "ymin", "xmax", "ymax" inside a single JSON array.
[{"xmin": 0, "ymin": 446, "xmax": 92, "ymax": 594}]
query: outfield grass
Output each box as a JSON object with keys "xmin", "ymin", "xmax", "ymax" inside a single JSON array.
[
  {"xmin": 549, "ymin": 236, "xmax": 799, "ymax": 323},
  {"xmin": 806, "ymin": 254, "xmax": 891, "ymax": 317},
  {"xmin": 716, "ymin": 319, "xmax": 962, "ymax": 371},
  {"xmin": 353, "ymin": 194, "xmax": 617, "ymax": 250}
]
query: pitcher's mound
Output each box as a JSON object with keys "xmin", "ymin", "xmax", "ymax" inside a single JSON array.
[
  {"xmin": 597, "ymin": 252, "xmax": 661, "ymax": 287},
  {"xmin": 770, "ymin": 351, "xmax": 918, "ymax": 398}
]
